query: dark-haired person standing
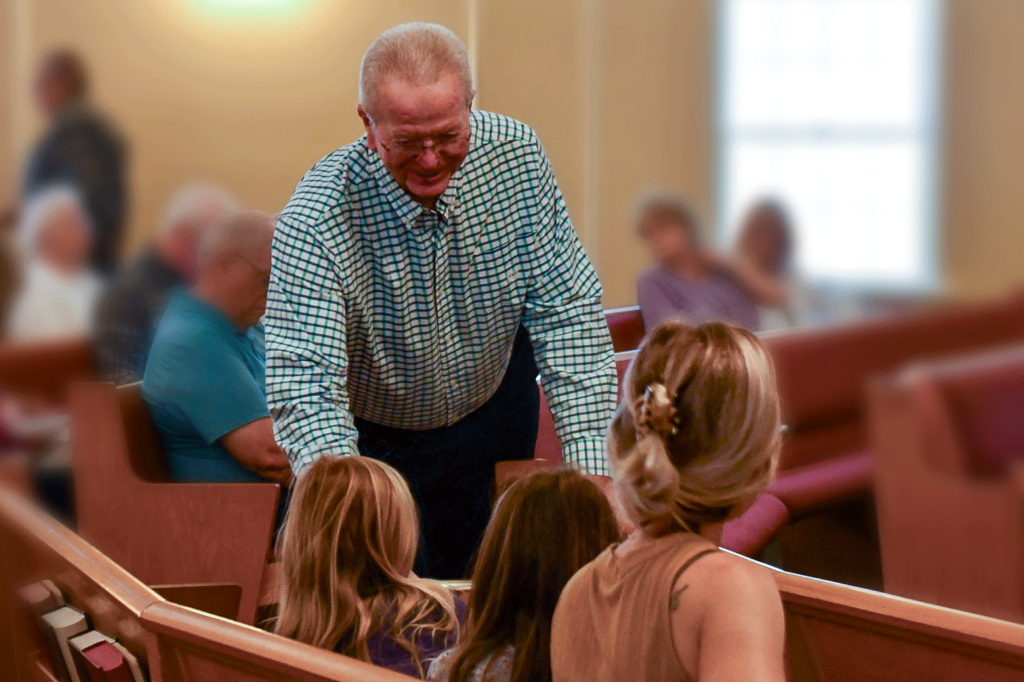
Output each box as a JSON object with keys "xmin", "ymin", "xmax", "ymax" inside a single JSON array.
[
  {"xmin": 16, "ymin": 50, "xmax": 127, "ymax": 275},
  {"xmin": 266, "ymin": 23, "xmax": 617, "ymax": 579}
]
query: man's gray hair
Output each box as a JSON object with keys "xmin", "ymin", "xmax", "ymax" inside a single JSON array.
[
  {"xmin": 198, "ymin": 210, "xmax": 275, "ymax": 267},
  {"xmin": 359, "ymin": 22, "xmax": 474, "ymax": 121},
  {"xmin": 19, "ymin": 184, "xmax": 91, "ymax": 256},
  {"xmin": 161, "ymin": 183, "xmax": 238, "ymax": 238}
]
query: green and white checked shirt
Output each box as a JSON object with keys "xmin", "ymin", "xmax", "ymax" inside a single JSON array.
[{"xmin": 265, "ymin": 111, "xmax": 616, "ymax": 475}]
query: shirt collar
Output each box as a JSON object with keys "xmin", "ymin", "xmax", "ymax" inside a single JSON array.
[{"xmin": 367, "ymin": 140, "xmax": 465, "ymax": 229}]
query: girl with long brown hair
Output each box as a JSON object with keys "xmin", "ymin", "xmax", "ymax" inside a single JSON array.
[
  {"xmin": 551, "ymin": 320, "xmax": 787, "ymax": 682},
  {"xmin": 275, "ymin": 456, "xmax": 463, "ymax": 678},
  {"xmin": 428, "ymin": 469, "xmax": 621, "ymax": 682}
]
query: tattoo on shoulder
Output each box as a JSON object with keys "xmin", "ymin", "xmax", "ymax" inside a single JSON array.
[{"xmin": 669, "ymin": 584, "xmax": 689, "ymax": 612}]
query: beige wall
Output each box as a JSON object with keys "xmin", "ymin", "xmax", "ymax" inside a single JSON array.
[
  {"xmin": 5, "ymin": 0, "xmax": 470, "ymax": 255},
  {"xmin": 943, "ymin": 0, "xmax": 1024, "ymax": 299},
  {"xmin": 2, "ymin": 0, "xmax": 1024, "ymax": 305}
]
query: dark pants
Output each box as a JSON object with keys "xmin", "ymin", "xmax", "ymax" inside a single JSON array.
[{"xmin": 355, "ymin": 326, "xmax": 539, "ymax": 579}]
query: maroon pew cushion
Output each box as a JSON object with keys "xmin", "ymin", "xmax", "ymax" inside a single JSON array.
[
  {"xmin": 768, "ymin": 451, "xmax": 874, "ymax": 516},
  {"xmin": 941, "ymin": 365, "xmax": 1024, "ymax": 477},
  {"xmin": 765, "ymin": 297, "xmax": 1024, "ymax": 438},
  {"xmin": 605, "ymin": 307, "xmax": 645, "ymax": 353},
  {"xmin": 720, "ymin": 493, "xmax": 789, "ymax": 557}
]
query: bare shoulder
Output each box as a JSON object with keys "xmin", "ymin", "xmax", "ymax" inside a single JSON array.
[
  {"xmin": 670, "ymin": 552, "xmax": 787, "ymax": 682},
  {"xmin": 671, "ymin": 550, "xmax": 782, "ymax": 618}
]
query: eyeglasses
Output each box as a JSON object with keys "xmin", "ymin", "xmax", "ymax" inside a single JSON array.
[
  {"xmin": 233, "ymin": 253, "xmax": 271, "ymax": 285},
  {"xmin": 376, "ymin": 131, "xmax": 470, "ymax": 159}
]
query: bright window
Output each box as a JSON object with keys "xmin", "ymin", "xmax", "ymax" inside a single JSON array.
[{"xmin": 718, "ymin": 0, "xmax": 942, "ymax": 288}]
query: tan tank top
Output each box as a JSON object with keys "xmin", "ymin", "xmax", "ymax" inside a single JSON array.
[{"xmin": 550, "ymin": 532, "xmax": 718, "ymax": 682}]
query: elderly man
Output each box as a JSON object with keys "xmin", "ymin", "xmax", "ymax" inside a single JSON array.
[
  {"xmin": 94, "ymin": 185, "xmax": 237, "ymax": 384},
  {"xmin": 142, "ymin": 211, "xmax": 291, "ymax": 485},
  {"xmin": 6, "ymin": 186, "xmax": 102, "ymax": 341},
  {"xmin": 267, "ymin": 23, "xmax": 616, "ymax": 577}
]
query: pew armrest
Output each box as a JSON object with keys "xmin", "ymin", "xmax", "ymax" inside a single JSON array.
[
  {"xmin": 721, "ymin": 493, "xmax": 789, "ymax": 558},
  {"xmin": 769, "ymin": 451, "xmax": 874, "ymax": 516}
]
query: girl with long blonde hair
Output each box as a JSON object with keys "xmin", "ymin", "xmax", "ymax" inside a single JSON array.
[
  {"xmin": 275, "ymin": 456, "xmax": 463, "ymax": 678},
  {"xmin": 551, "ymin": 320, "xmax": 787, "ymax": 682}
]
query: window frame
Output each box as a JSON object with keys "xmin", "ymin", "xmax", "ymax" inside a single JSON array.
[{"xmin": 712, "ymin": 0, "xmax": 947, "ymax": 294}]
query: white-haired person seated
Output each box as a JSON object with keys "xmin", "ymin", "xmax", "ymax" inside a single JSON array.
[
  {"xmin": 6, "ymin": 185, "xmax": 103, "ymax": 341},
  {"xmin": 94, "ymin": 184, "xmax": 237, "ymax": 384},
  {"xmin": 550, "ymin": 320, "xmax": 786, "ymax": 682}
]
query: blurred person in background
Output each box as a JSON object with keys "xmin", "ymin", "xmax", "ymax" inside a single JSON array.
[
  {"xmin": 635, "ymin": 192, "xmax": 782, "ymax": 332},
  {"xmin": 142, "ymin": 210, "xmax": 292, "ymax": 485},
  {"xmin": 733, "ymin": 197, "xmax": 860, "ymax": 331},
  {"xmin": 0, "ymin": 49, "xmax": 127, "ymax": 276},
  {"xmin": 94, "ymin": 184, "xmax": 237, "ymax": 384},
  {"xmin": 6, "ymin": 186, "xmax": 103, "ymax": 341},
  {"xmin": 733, "ymin": 198, "xmax": 808, "ymax": 331}
]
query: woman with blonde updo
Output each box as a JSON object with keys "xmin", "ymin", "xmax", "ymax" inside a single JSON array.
[
  {"xmin": 550, "ymin": 320, "xmax": 786, "ymax": 682},
  {"xmin": 275, "ymin": 456, "xmax": 464, "ymax": 678}
]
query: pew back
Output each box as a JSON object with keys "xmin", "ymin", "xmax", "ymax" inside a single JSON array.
[
  {"xmin": 776, "ymin": 566, "xmax": 1024, "ymax": 681},
  {"xmin": 869, "ymin": 345, "xmax": 1024, "ymax": 622},
  {"xmin": 604, "ymin": 306, "xmax": 645, "ymax": 353},
  {"xmin": 0, "ymin": 339, "xmax": 95, "ymax": 406},
  {"xmin": 0, "ymin": 486, "xmax": 159, "ymax": 682},
  {"xmin": 764, "ymin": 294, "xmax": 1024, "ymax": 472},
  {"xmin": 142, "ymin": 601, "xmax": 415, "ymax": 682},
  {"xmin": 0, "ymin": 485, "xmax": 419, "ymax": 682},
  {"xmin": 71, "ymin": 382, "xmax": 280, "ymax": 624}
]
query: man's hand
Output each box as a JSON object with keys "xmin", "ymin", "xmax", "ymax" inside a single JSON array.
[{"xmin": 586, "ymin": 473, "xmax": 637, "ymax": 537}]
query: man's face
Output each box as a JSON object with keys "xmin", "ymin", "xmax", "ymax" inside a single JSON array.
[
  {"xmin": 359, "ymin": 72, "xmax": 473, "ymax": 207},
  {"xmin": 221, "ymin": 247, "xmax": 272, "ymax": 330}
]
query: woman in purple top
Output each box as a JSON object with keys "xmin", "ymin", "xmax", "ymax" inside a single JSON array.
[
  {"xmin": 635, "ymin": 193, "xmax": 783, "ymax": 332},
  {"xmin": 276, "ymin": 456, "xmax": 464, "ymax": 678}
]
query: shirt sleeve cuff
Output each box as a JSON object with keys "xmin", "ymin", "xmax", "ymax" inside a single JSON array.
[{"xmin": 561, "ymin": 438, "xmax": 609, "ymax": 476}]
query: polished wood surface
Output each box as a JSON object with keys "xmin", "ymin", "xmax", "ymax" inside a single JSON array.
[
  {"xmin": 0, "ymin": 482, "xmax": 422, "ymax": 682},
  {"xmin": 153, "ymin": 583, "xmax": 243, "ymax": 622},
  {"xmin": 0, "ymin": 339, "xmax": 95, "ymax": 406},
  {"xmin": 869, "ymin": 348, "xmax": 1024, "ymax": 623},
  {"xmin": 773, "ymin": 561, "xmax": 1024, "ymax": 681},
  {"xmin": 0, "ymin": 486, "xmax": 160, "ymax": 682},
  {"xmin": 70, "ymin": 382, "xmax": 280, "ymax": 625},
  {"xmin": 142, "ymin": 601, "xmax": 417, "ymax": 682}
]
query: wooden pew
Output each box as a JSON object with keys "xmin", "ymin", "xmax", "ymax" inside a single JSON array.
[
  {"xmin": 0, "ymin": 484, "xmax": 419, "ymax": 682},
  {"xmin": 141, "ymin": 601, "xmax": 414, "ymax": 682},
  {"xmin": 70, "ymin": 381, "xmax": 280, "ymax": 625},
  {"xmin": 7, "ymin": 474, "xmax": 1024, "ymax": 682},
  {"xmin": 0, "ymin": 483, "xmax": 162, "ymax": 682},
  {"xmin": 775, "ymin": 561, "xmax": 1024, "ymax": 681},
  {"xmin": 0, "ymin": 339, "xmax": 95, "ymax": 406},
  {"xmin": 604, "ymin": 305, "xmax": 645, "ymax": 353},
  {"xmin": 761, "ymin": 293, "xmax": 1024, "ymax": 517},
  {"xmin": 446, "ymin": 560, "xmax": 1024, "ymax": 682},
  {"xmin": 869, "ymin": 344, "xmax": 1024, "ymax": 623}
]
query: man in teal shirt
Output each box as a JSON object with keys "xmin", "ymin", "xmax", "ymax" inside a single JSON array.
[{"xmin": 142, "ymin": 210, "xmax": 292, "ymax": 485}]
